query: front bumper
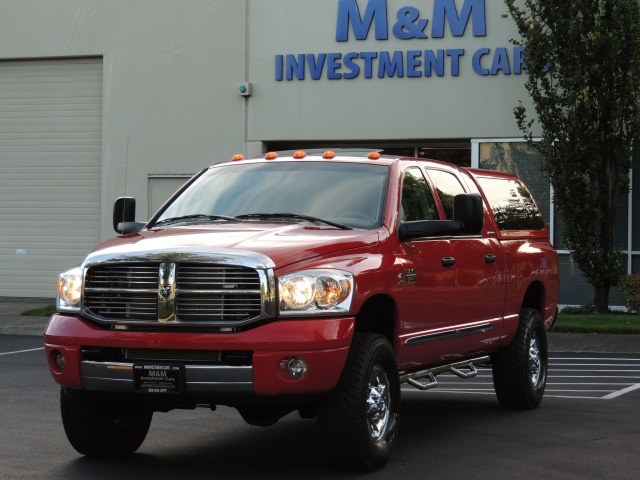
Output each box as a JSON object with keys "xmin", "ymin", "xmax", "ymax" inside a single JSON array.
[{"xmin": 44, "ymin": 314, "xmax": 354, "ymax": 398}]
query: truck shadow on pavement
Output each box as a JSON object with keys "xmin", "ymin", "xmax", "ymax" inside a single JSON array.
[{"xmin": 53, "ymin": 395, "xmax": 526, "ymax": 479}]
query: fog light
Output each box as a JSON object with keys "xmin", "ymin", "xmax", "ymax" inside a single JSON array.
[
  {"xmin": 279, "ymin": 357, "xmax": 309, "ymax": 379},
  {"xmin": 55, "ymin": 353, "xmax": 65, "ymax": 370}
]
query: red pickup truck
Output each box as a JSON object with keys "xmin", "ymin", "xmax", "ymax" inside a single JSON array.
[{"xmin": 45, "ymin": 151, "xmax": 559, "ymax": 470}]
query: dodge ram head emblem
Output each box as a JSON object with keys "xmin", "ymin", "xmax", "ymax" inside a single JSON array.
[{"xmin": 159, "ymin": 285, "xmax": 172, "ymax": 299}]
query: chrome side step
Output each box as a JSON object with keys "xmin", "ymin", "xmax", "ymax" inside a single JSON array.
[{"xmin": 399, "ymin": 356, "xmax": 490, "ymax": 391}]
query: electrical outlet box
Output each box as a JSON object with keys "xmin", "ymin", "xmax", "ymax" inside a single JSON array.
[{"xmin": 238, "ymin": 82, "xmax": 252, "ymax": 97}]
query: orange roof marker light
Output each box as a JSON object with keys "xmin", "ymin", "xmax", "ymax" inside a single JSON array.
[
  {"xmin": 231, "ymin": 154, "xmax": 245, "ymax": 162},
  {"xmin": 368, "ymin": 151, "xmax": 381, "ymax": 160},
  {"xmin": 322, "ymin": 151, "xmax": 336, "ymax": 159},
  {"xmin": 293, "ymin": 150, "xmax": 307, "ymax": 159},
  {"xmin": 265, "ymin": 152, "xmax": 279, "ymax": 160}
]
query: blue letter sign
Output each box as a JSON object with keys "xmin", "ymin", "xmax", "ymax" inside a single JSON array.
[{"xmin": 336, "ymin": 0, "xmax": 389, "ymax": 41}]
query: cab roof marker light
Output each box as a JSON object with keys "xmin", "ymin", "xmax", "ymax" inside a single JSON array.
[
  {"xmin": 368, "ymin": 151, "xmax": 381, "ymax": 160},
  {"xmin": 293, "ymin": 150, "xmax": 307, "ymax": 159},
  {"xmin": 231, "ymin": 154, "xmax": 245, "ymax": 161},
  {"xmin": 265, "ymin": 152, "xmax": 279, "ymax": 160},
  {"xmin": 323, "ymin": 151, "xmax": 336, "ymax": 159}
]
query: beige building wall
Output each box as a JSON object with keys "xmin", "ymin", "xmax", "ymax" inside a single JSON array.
[
  {"xmin": 0, "ymin": 0, "xmax": 536, "ymax": 297},
  {"xmin": 0, "ymin": 1, "xmax": 248, "ymax": 296}
]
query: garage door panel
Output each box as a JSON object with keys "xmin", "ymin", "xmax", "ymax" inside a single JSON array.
[
  {"xmin": 0, "ymin": 153, "xmax": 101, "ymax": 166},
  {"xmin": 0, "ymin": 217, "xmax": 101, "ymax": 228},
  {"xmin": 0, "ymin": 57, "xmax": 102, "ymax": 297}
]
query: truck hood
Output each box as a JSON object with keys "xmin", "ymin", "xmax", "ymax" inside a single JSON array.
[{"xmin": 84, "ymin": 223, "xmax": 380, "ymax": 270}]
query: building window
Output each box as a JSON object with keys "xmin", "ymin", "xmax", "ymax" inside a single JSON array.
[
  {"xmin": 474, "ymin": 140, "xmax": 551, "ymax": 230},
  {"xmin": 472, "ymin": 139, "xmax": 634, "ymax": 307}
]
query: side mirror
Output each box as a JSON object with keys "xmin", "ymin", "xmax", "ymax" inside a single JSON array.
[
  {"xmin": 398, "ymin": 193, "xmax": 484, "ymax": 241},
  {"xmin": 113, "ymin": 197, "xmax": 145, "ymax": 234},
  {"xmin": 453, "ymin": 193, "xmax": 483, "ymax": 234}
]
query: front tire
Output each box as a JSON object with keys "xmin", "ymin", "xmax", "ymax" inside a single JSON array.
[
  {"xmin": 317, "ymin": 334, "xmax": 400, "ymax": 471},
  {"xmin": 60, "ymin": 389, "xmax": 153, "ymax": 456},
  {"xmin": 491, "ymin": 308, "xmax": 548, "ymax": 409}
]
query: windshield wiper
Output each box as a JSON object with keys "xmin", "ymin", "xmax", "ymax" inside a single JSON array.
[
  {"xmin": 152, "ymin": 214, "xmax": 239, "ymax": 228},
  {"xmin": 236, "ymin": 213, "xmax": 353, "ymax": 230}
]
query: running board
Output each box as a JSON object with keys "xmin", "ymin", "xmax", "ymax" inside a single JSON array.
[{"xmin": 399, "ymin": 356, "xmax": 490, "ymax": 391}]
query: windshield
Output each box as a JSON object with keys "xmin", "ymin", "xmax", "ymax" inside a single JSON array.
[{"xmin": 154, "ymin": 161, "xmax": 389, "ymax": 230}]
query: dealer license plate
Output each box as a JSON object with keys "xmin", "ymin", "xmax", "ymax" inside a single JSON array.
[{"xmin": 133, "ymin": 363, "xmax": 184, "ymax": 394}]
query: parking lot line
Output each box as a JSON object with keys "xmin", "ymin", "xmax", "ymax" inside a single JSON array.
[
  {"xmin": 0, "ymin": 347, "xmax": 44, "ymax": 356},
  {"xmin": 603, "ymin": 383, "xmax": 640, "ymax": 400},
  {"xmin": 401, "ymin": 354, "xmax": 640, "ymax": 400}
]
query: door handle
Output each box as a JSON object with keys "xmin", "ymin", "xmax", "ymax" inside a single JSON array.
[
  {"xmin": 441, "ymin": 257, "xmax": 456, "ymax": 267},
  {"xmin": 484, "ymin": 254, "xmax": 497, "ymax": 264}
]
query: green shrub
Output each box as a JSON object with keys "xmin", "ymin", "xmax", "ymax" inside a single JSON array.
[
  {"xmin": 560, "ymin": 304, "xmax": 594, "ymax": 315},
  {"xmin": 619, "ymin": 274, "xmax": 640, "ymax": 314}
]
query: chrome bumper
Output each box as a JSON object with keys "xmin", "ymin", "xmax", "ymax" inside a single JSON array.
[{"xmin": 80, "ymin": 361, "xmax": 253, "ymax": 393}]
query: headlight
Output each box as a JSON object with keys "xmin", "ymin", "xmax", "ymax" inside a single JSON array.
[
  {"xmin": 278, "ymin": 269, "xmax": 353, "ymax": 316},
  {"xmin": 57, "ymin": 267, "xmax": 83, "ymax": 312}
]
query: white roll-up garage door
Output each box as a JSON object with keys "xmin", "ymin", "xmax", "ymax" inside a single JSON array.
[{"xmin": 0, "ymin": 57, "xmax": 102, "ymax": 298}]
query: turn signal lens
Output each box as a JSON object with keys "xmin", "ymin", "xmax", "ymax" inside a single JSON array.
[{"xmin": 314, "ymin": 275, "xmax": 351, "ymax": 307}]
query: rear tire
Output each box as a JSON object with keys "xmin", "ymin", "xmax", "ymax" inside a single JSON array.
[
  {"xmin": 60, "ymin": 389, "xmax": 153, "ymax": 456},
  {"xmin": 317, "ymin": 334, "xmax": 400, "ymax": 471},
  {"xmin": 491, "ymin": 308, "xmax": 548, "ymax": 409}
]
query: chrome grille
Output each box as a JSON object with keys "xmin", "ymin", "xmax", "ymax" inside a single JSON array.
[
  {"xmin": 176, "ymin": 264, "xmax": 262, "ymax": 321},
  {"xmin": 177, "ymin": 293, "xmax": 262, "ymax": 321},
  {"xmin": 177, "ymin": 264, "xmax": 260, "ymax": 290},
  {"xmin": 84, "ymin": 264, "xmax": 158, "ymax": 320},
  {"xmin": 83, "ymin": 262, "xmax": 263, "ymax": 325}
]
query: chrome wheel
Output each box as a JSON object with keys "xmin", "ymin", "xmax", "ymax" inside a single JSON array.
[
  {"xmin": 529, "ymin": 332, "xmax": 542, "ymax": 387},
  {"xmin": 366, "ymin": 365, "xmax": 391, "ymax": 442}
]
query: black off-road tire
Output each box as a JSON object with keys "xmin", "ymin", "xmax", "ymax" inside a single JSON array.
[
  {"xmin": 491, "ymin": 308, "xmax": 548, "ymax": 409},
  {"xmin": 60, "ymin": 388, "xmax": 153, "ymax": 456},
  {"xmin": 317, "ymin": 334, "xmax": 400, "ymax": 471}
]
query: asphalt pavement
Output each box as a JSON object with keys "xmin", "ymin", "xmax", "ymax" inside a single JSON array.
[{"xmin": 1, "ymin": 296, "xmax": 638, "ymax": 353}]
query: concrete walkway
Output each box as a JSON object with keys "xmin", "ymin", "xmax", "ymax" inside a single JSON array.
[{"xmin": 1, "ymin": 297, "xmax": 638, "ymax": 353}]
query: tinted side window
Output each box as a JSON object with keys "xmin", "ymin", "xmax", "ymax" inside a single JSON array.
[
  {"xmin": 426, "ymin": 169, "xmax": 466, "ymax": 219},
  {"xmin": 476, "ymin": 177, "xmax": 545, "ymax": 230},
  {"xmin": 401, "ymin": 168, "xmax": 439, "ymax": 221}
]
